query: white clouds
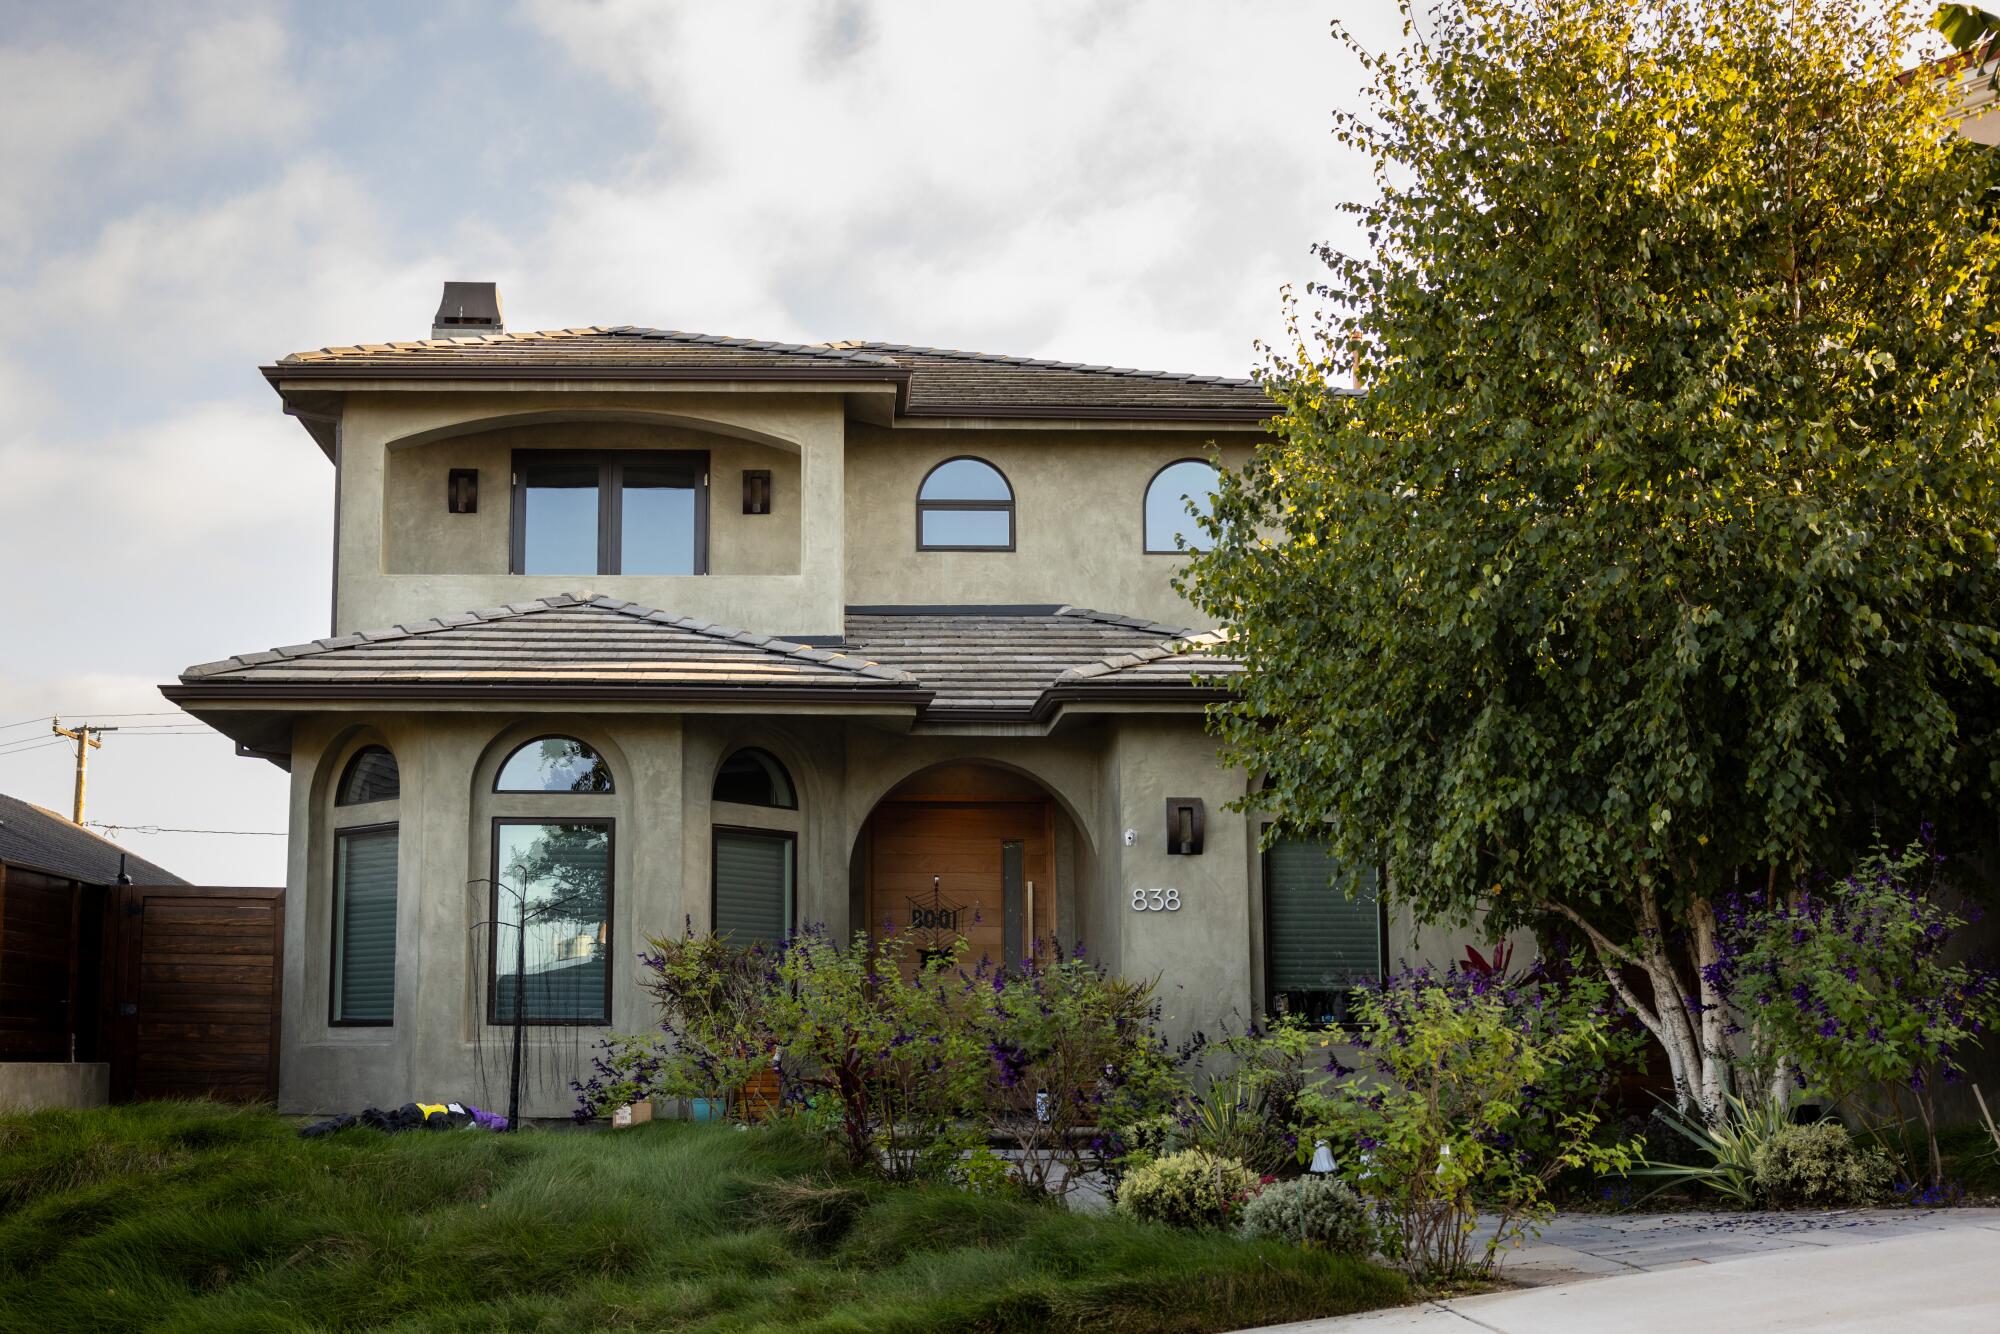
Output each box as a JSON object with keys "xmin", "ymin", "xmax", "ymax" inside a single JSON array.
[
  {"xmin": 0, "ymin": 0, "xmax": 1401, "ymax": 881},
  {"xmin": 511, "ymin": 0, "xmax": 1397, "ymax": 372},
  {"xmin": 0, "ymin": 9, "xmax": 310, "ymax": 267}
]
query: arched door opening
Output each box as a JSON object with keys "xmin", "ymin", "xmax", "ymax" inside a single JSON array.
[{"xmin": 851, "ymin": 763, "xmax": 1084, "ymax": 974}]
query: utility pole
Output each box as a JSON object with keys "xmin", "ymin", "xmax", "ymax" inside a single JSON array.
[{"xmin": 50, "ymin": 717, "xmax": 117, "ymax": 825}]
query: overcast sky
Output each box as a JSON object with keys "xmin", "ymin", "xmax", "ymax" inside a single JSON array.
[{"xmin": 0, "ymin": 0, "xmax": 1395, "ymax": 883}]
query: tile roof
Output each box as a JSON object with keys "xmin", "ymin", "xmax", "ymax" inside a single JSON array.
[
  {"xmin": 0, "ymin": 792, "xmax": 186, "ymax": 886},
  {"xmin": 167, "ymin": 598, "xmax": 1236, "ymax": 722},
  {"xmin": 1055, "ymin": 630, "xmax": 1241, "ymax": 688},
  {"xmin": 172, "ymin": 594, "xmax": 920, "ymax": 699},
  {"xmin": 842, "ymin": 607, "xmax": 1232, "ymax": 719},
  {"xmin": 831, "ymin": 339, "xmax": 1272, "ymax": 418},
  {"xmin": 266, "ymin": 326, "xmax": 1272, "ymax": 421}
]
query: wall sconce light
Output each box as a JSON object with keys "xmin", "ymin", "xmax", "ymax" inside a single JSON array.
[
  {"xmin": 447, "ymin": 468, "xmax": 478, "ymax": 514},
  {"xmin": 742, "ymin": 469, "xmax": 772, "ymax": 515},
  {"xmin": 1165, "ymin": 798, "xmax": 1204, "ymax": 855}
]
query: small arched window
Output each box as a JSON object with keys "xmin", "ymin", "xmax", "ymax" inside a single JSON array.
[
  {"xmin": 917, "ymin": 456, "xmax": 1014, "ymax": 551},
  {"xmin": 495, "ymin": 736, "xmax": 614, "ymax": 793},
  {"xmin": 336, "ymin": 746, "xmax": 400, "ymax": 805},
  {"xmin": 713, "ymin": 748, "xmax": 796, "ymax": 809},
  {"xmin": 1144, "ymin": 459, "xmax": 1220, "ymax": 553}
]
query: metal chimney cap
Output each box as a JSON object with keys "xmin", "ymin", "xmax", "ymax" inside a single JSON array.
[{"xmin": 432, "ymin": 281, "xmax": 503, "ymax": 338}]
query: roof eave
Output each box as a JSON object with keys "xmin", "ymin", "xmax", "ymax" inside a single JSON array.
[{"xmin": 162, "ymin": 681, "xmax": 934, "ymax": 709}]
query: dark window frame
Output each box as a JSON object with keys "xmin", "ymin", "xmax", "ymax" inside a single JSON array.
[
  {"xmin": 486, "ymin": 816, "xmax": 616, "ymax": 1027},
  {"xmin": 1143, "ymin": 457, "xmax": 1222, "ymax": 555},
  {"xmin": 1258, "ymin": 821, "xmax": 1389, "ymax": 1026},
  {"xmin": 509, "ymin": 449, "xmax": 710, "ymax": 576},
  {"xmin": 712, "ymin": 747, "xmax": 798, "ymax": 810},
  {"xmin": 330, "ymin": 821, "xmax": 398, "ymax": 1028},
  {"xmin": 710, "ymin": 824, "xmax": 798, "ymax": 949},
  {"xmin": 493, "ymin": 734, "xmax": 616, "ymax": 795},
  {"xmin": 335, "ymin": 745, "xmax": 400, "ymax": 806},
  {"xmin": 915, "ymin": 455, "xmax": 1016, "ymax": 552}
]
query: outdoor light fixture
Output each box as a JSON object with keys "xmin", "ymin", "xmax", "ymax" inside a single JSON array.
[
  {"xmin": 742, "ymin": 469, "xmax": 772, "ymax": 514},
  {"xmin": 1165, "ymin": 798, "xmax": 1204, "ymax": 855},
  {"xmin": 1309, "ymin": 1140, "xmax": 1336, "ymax": 1174},
  {"xmin": 447, "ymin": 468, "xmax": 478, "ymax": 514}
]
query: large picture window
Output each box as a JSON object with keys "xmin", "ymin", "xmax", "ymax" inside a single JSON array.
[
  {"xmin": 1262, "ymin": 832, "xmax": 1385, "ymax": 1025},
  {"xmin": 511, "ymin": 450, "xmax": 708, "ymax": 576},
  {"xmin": 490, "ymin": 819, "xmax": 613, "ymax": 1024},
  {"xmin": 332, "ymin": 824, "xmax": 398, "ymax": 1025},
  {"xmin": 916, "ymin": 456, "xmax": 1014, "ymax": 550},
  {"xmin": 713, "ymin": 827, "xmax": 795, "ymax": 950}
]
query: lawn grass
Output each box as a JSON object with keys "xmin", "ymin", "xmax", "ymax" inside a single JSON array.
[{"xmin": 0, "ymin": 1102, "xmax": 1408, "ymax": 1333}]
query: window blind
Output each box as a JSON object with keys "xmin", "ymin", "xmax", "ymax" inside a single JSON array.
[
  {"xmin": 714, "ymin": 829, "xmax": 792, "ymax": 949},
  {"xmin": 333, "ymin": 826, "xmax": 398, "ymax": 1023},
  {"xmin": 1265, "ymin": 836, "xmax": 1383, "ymax": 996}
]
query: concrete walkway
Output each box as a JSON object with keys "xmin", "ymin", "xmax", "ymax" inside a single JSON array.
[{"xmin": 1246, "ymin": 1208, "xmax": 2000, "ymax": 1333}]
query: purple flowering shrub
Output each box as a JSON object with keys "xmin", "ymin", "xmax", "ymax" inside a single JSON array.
[
  {"xmin": 572, "ymin": 924, "xmax": 774, "ymax": 1120},
  {"xmin": 974, "ymin": 944, "xmax": 1180, "ymax": 1198},
  {"xmin": 1296, "ymin": 962, "xmax": 1640, "ymax": 1280},
  {"xmin": 1712, "ymin": 835, "xmax": 2000, "ymax": 1189},
  {"xmin": 758, "ymin": 927, "xmax": 991, "ymax": 1179}
]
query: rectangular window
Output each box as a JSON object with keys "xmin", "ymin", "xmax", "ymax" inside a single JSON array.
[
  {"xmin": 511, "ymin": 451, "xmax": 707, "ymax": 576},
  {"xmin": 490, "ymin": 819, "xmax": 613, "ymax": 1024},
  {"xmin": 712, "ymin": 827, "xmax": 794, "ymax": 950},
  {"xmin": 332, "ymin": 825, "xmax": 398, "ymax": 1025},
  {"xmin": 1263, "ymin": 832, "xmax": 1385, "ymax": 1025}
]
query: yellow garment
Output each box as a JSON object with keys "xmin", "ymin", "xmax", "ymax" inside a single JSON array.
[{"xmin": 416, "ymin": 1103, "xmax": 449, "ymax": 1120}]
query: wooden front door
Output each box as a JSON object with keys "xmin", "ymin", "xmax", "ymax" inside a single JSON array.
[{"xmin": 866, "ymin": 800, "xmax": 1055, "ymax": 970}]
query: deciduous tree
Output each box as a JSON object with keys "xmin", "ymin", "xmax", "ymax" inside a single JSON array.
[{"xmin": 1184, "ymin": 0, "xmax": 2000, "ymax": 1119}]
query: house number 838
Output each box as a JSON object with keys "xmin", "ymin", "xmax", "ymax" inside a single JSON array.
[{"xmin": 1130, "ymin": 888, "xmax": 1181, "ymax": 912}]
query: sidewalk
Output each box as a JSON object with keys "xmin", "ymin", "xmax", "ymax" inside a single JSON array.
[{"xmin": 1244, "ymin": 1209, "xmax": 2000, "ymax": 1333}]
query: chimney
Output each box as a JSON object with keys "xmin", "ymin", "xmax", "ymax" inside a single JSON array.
[{"xmin": 432, "ymin": 281, "xmax": 503, "ymax": 340}]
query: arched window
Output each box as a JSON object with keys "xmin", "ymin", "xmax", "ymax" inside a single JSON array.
[
  {"xmin": 336, "ymin": 746, "xmax": 400, "ymax": 805},
  {"xmin": 488, "ymin": 733, "xmax": 616, "ymax": 1025},
  {"xmin": 713, "ymin": 748, "xmax": 796, "ymax": 809},
  {"xmin": 495, "ymin": 736, "xmax": 614, "ymax": 793},
  {"xmin": 917, "ymin": 456, "xmax": 1014, "ymax": 551},
  {"xmin": 329, "ymin": 743, "xmax": 398, "ymax": 1026},
  {"xmin": 1144, "ymin": 459, "xmax": 1220, "ymax": 554}
]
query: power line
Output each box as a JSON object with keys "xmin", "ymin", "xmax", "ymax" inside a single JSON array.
[
  {"xmin": 0, "ymin": 737, "xmax": 70, "ymax": 760},
  {"xmin": 1, "ymin": 711, "xmax": 194, "ymax": 737},
  {"xmin": 87, "ymin": 822, "xmax": 285, "ymax": 837}
]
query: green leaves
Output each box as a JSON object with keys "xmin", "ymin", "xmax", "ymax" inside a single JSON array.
[{"xmin": 1182, "ymin": 0, "xmax": 2000, "ymax": 941}]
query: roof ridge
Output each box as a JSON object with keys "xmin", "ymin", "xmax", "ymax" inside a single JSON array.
[
  {"xmin": 1054, "ymin": 605, "xmax": 1190, "ymax": 636},
  {"xmin": 603, "ymin": 326, "xmax": 903, "ymax": 368},
  {"xmin": 840, "ymin": 339, "xmax": 1259, "ymax": 389},
  {"xmin": 281, "ymin": 327, "xmax": 612, "ymax": 363},
  {"xmin": 1056, "ymin": 628, "xmax": 1232, "ymax": 683},
  {"xmin": 180, "ymin": 593, "xmax": 917, "ymax": 685}
]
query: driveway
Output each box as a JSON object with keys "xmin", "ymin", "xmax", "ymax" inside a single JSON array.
[{"xmin": 1244, "ymin": 1208, "xmax": 2000, "ymax": 1333}]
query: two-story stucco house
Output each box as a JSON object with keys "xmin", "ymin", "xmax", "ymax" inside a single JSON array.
[{"xmin": 166, "ymin": 283, "xmax": 1411, "ymax": 1116}]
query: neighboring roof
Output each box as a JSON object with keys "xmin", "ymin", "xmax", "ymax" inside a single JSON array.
[
  {"xmin": 842, "ymin": 606, "xmax": 1234, "ymax": 721},
  {"xmin": 167, "ymin": 594, "xmax": 922, "ymax": 703},
  {"xmin": 0, "ymin": 793, "xmax": 186, "ymax": 886},
  {"xmin": 263, "ymin": 326, "xmax": 1272, "ymax": 423}
]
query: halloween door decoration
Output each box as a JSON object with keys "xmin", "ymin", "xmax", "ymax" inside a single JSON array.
[{"xmin": 906, "ymin": 875, "xmax": 965, "ymax": 970}]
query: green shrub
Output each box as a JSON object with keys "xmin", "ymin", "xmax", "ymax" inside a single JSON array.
[
  {"xmin": 1752, "ymin": 1121, "xmax": 1896, "ymax": 1208},
  {"xmin": 1115, "ymin": 1149, "xmax": 1258, "ymax": 1231},
  {"xmin": 1241, "ymin": 1176, "xmax": 1375, "ymax": 1254},
  {"xmin": 1299, "ymin": 964, "xmax": 1638, "ymax": 1279}
]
